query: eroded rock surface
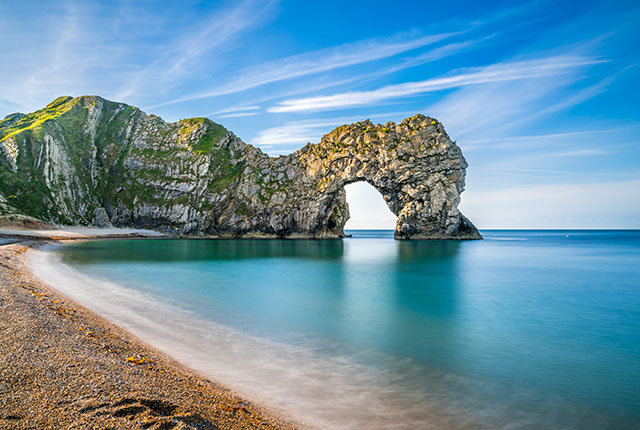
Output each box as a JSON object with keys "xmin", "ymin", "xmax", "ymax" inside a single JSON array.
[{"xmin": 0, "ymin": 96, "xmax": 480, "ymax": 239}]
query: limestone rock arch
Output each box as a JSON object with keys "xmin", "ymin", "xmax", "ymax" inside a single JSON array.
[
  {"xmin": 293, "ymin": 115, "xmax": 481, "ymax": 239},
  {"xmin": 0, "ymin": 95, "xmax": 480, "ymax": 240}
]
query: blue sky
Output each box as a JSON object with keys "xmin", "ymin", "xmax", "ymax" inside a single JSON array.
[{"xmin": 1, "ymin": 0, "xmax": 639, "ymax": 228}]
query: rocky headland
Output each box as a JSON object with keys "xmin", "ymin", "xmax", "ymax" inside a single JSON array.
[{"xmin": 0, "ymin": 96, "xmax": 480, "ymax": 239}]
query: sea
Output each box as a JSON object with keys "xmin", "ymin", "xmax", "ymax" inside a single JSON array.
[{"xmin": 29, "ymin": 230, "xmax": 640, "ymax": 429}]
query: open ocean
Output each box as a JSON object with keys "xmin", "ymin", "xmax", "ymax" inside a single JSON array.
[{"xmin": 31, "ymin": 230, "xmax": 640, "ymax": 429}]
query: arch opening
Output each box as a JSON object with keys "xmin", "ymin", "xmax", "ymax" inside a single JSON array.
[{"xmin": 343, "ymin": 181, "xmax": 397, "ymax": 231}]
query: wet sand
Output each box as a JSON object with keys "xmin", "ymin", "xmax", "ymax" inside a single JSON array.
[{"xmin": 0, "ymin": 239, "xmax": 299, "ymax": 429}]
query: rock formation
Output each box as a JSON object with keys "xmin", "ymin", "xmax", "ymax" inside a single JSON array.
[{"xmin": 0, "ymin": 96, "xmax": 481, "ymax": 239}]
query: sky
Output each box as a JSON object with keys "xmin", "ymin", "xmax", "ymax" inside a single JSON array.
[{"xmin": 1, "ymin": 0, "xmax": 639, "ymax": 229}]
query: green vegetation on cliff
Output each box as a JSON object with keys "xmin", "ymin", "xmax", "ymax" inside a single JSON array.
[
  {"xmin": 0, "ymin": 96, "xmax": 231, "ymax": 225},
  {"xmin": 0, "ymin": 95, "xmax": 479, "ymax": 239}
]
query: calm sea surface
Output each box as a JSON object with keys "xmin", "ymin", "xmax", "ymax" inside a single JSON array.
[{"xmin": 35, "ymin": 230, "xmax": 640, "ymax": 429}]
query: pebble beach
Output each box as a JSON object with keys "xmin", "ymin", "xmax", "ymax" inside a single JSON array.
[{"xmin": 0, "ymin": 238, "xmax": 298, "ymax": 430}]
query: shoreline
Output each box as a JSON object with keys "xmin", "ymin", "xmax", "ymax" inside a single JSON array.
[
  {"xmin": 0, "ymin": 226, "xmax": 168, "ymax": 241},
  {"xmin": 0, "ymin": 237, "xmax": 300, "ymax": 429},
  {"xmin": 23, "ymin": 235, "xmax": 471, "ymax": 430}
]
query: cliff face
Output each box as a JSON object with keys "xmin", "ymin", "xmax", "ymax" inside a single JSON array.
[{"xmin": 0, "ymin": 96, "xmax": 480, "ymax": 239}]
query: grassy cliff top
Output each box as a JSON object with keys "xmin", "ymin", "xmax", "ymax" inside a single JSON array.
[
  {"xmin": 0, "ymin": 96, "xmax": 231, "ymax": 144},
  {"xmin": 0, "ymin": 96, "xmax": 101, "ymax": 141}
]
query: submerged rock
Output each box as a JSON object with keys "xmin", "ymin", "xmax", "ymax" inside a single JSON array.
[{"xmin": 0, "ymin": 96, "xmax": 481, "ymax": 239}]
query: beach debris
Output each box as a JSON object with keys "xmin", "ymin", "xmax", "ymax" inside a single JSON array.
[
  {"xmin": 55, "ymin": 310, "xmax": 73, "ymax": 318},
  {"xmin": 45, "ymin": 304, "xmax": 74, "ymax": 318},
  {"xmin": 101, "ymin": 343, "xmax": 115, "ymax": 353},
  {"xmin": 218, "ymin": 403, "xmax": 249, "ymax": 413},
  {"xmin": 126, "ymin": 356, "xmax": 147, "ymax": 365}
]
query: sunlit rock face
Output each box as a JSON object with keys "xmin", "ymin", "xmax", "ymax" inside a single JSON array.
[
  {"xmin": 0, "ymin": 96, "xmax": 481, "ymax": 240},
  {"xmin": 293, "ymin": 115, "xmax": 481, "ymax": 239}
]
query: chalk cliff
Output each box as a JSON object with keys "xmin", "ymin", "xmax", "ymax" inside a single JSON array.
[{"xmin": 0, "ymin": 96, "xmax": 480, "ymax": 239}]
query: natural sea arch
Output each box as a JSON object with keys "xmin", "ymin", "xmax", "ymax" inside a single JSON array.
[
  {"xmin": 296, "ymin": 116, "xmax": 481, "ymax": 239},
  {"xmin": 0, "ymin": 95, "xmax": 480, "ymax": 240}
]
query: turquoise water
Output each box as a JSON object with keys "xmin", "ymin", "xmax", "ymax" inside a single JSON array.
[{"xmin": 47, "ymin": 231, "xmax": 640, "ymax": 429}]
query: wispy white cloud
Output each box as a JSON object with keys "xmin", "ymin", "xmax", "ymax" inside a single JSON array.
[
  {"xmin": 0, "ymin": 0, "xmax": 278, "ymax": 113},
  {"xmin": 164, "ymin": 1, "xmax": 277, "ymax": 80},
  {"xmin": 5, "ymin": 1, "xmax": 100, "ymax": 107},
  {"xmin": 463, "ymin": 129, "xmax": 619, "ymax": 147},
  {"xmin": 489, "ymin": 73, "xmax": 626, "ymax": 136},
  {"xmin": 211, "ymin": 105, "xmax": 261, "ymax": 118},
  {"xmin": 268, "ymin": 55, "xmax": 603, "ymax": 113},
  {"xmin": 216, "ymin": 31, "xmax": 459, "ymax": 94},
  {"xmin": 553, "ymin": 148, "xmax": 610, "ymax": 157},
  {"xmin": 459, "ymin": 129, "xmax": 627, "ymax": 161},
  {"xmin": 147, "ymin": 30, "xmax": 462, "ymax": 108},
  {"xmin": 427, "ymin": 69, "xmax": 621, "ymax": 144},
  {"xmin": 209, "ymin": 37, "xmax": 484, "ymax": 115},
  {"xmin": 213, "ymin": 105, "xmax": 261, "ymax": 114},
  {"xmin": 116, "ymin": 0, "xmax": 278, "ymax": 101},
  {"xmin": 391, "ymin": 38, "xmax": 490, "ymax": 71},
  {"xmin": 217, "ymin": 111, "xmax": 260, "ymax": 119},
  {"xmin": 460, "ymin": 179, "xmax": 640, "ymax": 229},
  {"xmin": 472, "ymin": 166, "xmax": 582, "ymax": 177},
  {"xmin": 250, "ymin": 111, "xmax": 417, "ymax": 149},
  {"xmin": 251, "ymin": 119, "xmax": 338, "ymax": 147}
]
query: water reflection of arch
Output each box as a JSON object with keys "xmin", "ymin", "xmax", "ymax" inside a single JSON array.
[
  {"xmin": 382, "ymin": 240, "xmax": 463, "ymax": 365},
  {"xmin": 60, "ymin": 238, "xmax": 345, "ymax": 264},
  {"xmin": 393, "ymin": 240, "xmax": 461, "ymax": 316},
  {"xmin": 396, "ymin": 240, "xmax": 461, "ymax": 262}
]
